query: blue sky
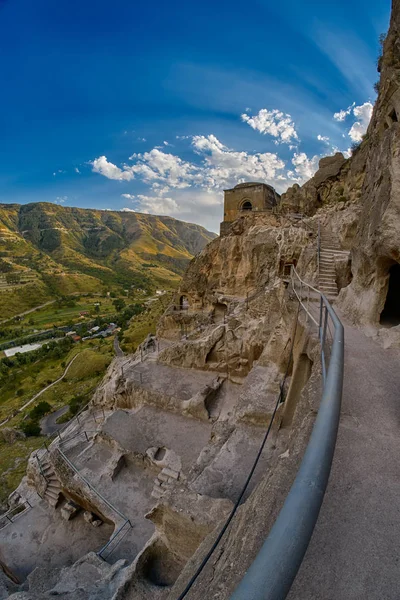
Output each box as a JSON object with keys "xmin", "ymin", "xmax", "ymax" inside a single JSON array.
[{"xmin": 0, "ymin": 0, "xmax": 390, "ymax": 232}]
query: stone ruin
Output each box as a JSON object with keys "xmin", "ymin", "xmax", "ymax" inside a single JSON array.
[{"xmin": 2, "ymin": 1, "xmax": 400, "ymax": 595}]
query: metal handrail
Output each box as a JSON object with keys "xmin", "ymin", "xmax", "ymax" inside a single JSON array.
[
  {"xmin": 317, "ymin": 221, "xmax": 321, "ymax": 283},
  {"xmin": 55, "ymin": 444, "xmax": 132, "ymax": 559},
  {"xmin": 56, "ymin": 446, "xmax": 128, "ymax": 522},
  {"xmin": 230, "ymin": 266, "xmax": 344, "ymax": 600},
  {"xmin": 0, "ymin": 499, "xmax": 32, "ymax": 530},
  {"xmin": 97, "ymin": 519, "xmax": 132, "ymax": 560}
]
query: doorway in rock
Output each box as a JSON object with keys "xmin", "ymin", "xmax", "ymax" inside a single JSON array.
[
  {"xmin": 179, "ymin": 295, "xmax": 189, "ymax": 310},
  {"xmin": 380, "ymin": 263, "xmax": 400, "ymax": 326}
]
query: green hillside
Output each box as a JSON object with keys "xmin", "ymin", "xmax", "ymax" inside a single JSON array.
[{"xmin": 0, "ymin": 202, "xmax": 216, "ymax": 317}]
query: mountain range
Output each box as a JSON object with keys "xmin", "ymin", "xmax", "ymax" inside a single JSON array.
[{"xmin": 0, "ymin": 202, "xmax": 216, "ymax": 318}]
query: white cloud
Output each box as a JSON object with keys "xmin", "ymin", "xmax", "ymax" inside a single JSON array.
[
  {"xmin": 348, "ymin": 102, "xmax": 373, "ymax": 142},
  {"xmin": 128, "ymin": 148, "xmax": 198, "ymax": 189},
  {"xmin": 55, "ymin": 196, "xmax": 68, "ymax": 204},
  {"xmin": 75, "ymin": 167, "xmax": 81, "ymax": 174},
  {"xmin": 334, "ymin": 103, "xmax": 355, "ymax": 121},
  {"xmin": 241, "ymin": 109, "xmax": 299, "ymax": 144},
  {"xmin": 291, "ymin": 153, "xmax": 320, "ymax": 181},
  {"xmin": 91, "ymin": 156, "xmax": 134, "ymax": 181},
  {"xmin": 317, "ymin": 134, "xmax": 330, "ymax": 143},
  {"xmin": 135, "ymin": 195, "xmax": 180, "ymax": 215},
  {"xmin": 92, "ymin": 131, "xmax": 331, "ymax": 230},
  {"xmin": 333, "ymin": 101, "xmax": 374, "ymax": 142},
  {"xmin": 191, "ymin": 134, "xmax": 287, "ymax": 190},
  {"xmin": 120, "ymin": 207, "xmax": 137, "ymax": 212}
]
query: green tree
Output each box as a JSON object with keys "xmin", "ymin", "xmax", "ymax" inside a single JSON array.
[{"xmin": 113, "ymin": 298, "xmax": 126, "ymax": 312}]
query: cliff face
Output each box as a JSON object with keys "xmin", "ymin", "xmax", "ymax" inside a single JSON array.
[{"xmin": 339, "ymin": 3, "xmax": 400, "ymax": 327}]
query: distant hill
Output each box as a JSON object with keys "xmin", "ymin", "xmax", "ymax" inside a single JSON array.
[{"xmin": 0, "ymin": 202, "xmax": 216, "ymax": 318}]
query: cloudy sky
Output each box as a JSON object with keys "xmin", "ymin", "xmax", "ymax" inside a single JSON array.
[{"xmin": 0, "ymin": 0, "xmax": 390, "ymax": 232}]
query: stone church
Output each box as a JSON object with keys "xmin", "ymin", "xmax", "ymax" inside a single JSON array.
[{"xmin": 220, "ymin": 182, "xmax": 280, "ymax": 236}]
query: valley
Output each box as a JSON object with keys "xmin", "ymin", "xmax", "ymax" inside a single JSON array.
[{"xmin": 0, "ymin": 202, "xmax": 213, "ymax": 511}]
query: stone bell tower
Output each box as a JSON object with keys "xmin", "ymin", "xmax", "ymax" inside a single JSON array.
[{"xmin": 220, "ymin": 181, "xmax": 280, "ymax": 236}]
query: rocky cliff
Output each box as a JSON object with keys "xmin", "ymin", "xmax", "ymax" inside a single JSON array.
[{"xmin": 2, "ymin": 1, "xmax": 400, "ymax": 597}]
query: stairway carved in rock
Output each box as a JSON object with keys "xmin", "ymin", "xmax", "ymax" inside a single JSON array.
[
  {"xmin": 40, "ymin": 456, "xmax": 62, "ymax": 508},
  {"xmin": 318, "ymin": 228, "xmax": 350, "ymax": 299}
]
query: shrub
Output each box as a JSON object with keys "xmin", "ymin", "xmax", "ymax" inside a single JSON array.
[
  {"xmin": 20, "ymin": 421, "xmax": 41, "ymax": 437},
  {"xmin": 29, "ymin": 401, "xmax": 51, "ymax": 420}
]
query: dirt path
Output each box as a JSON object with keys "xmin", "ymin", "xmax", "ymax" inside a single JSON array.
[
  {"xmin": 0, "ymin": 300, "xmax": 57, "ymax": 325},
  {"xmin": 289, "ymin": 315, "xmax": 400, "ymax": 600},
  {"xmin": 0, "ymin": 353, "xmax": 80, "ymax": 427}
]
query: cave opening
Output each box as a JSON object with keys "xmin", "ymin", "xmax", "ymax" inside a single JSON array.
[
  {"xmin": 179, "ymin": 295, "xmax": 189, "ymax": 310},
  {"xmin": 380, "ymin": 263, "xmax": 400, "ymax": 326},
  {"xmin": 389, "ymin": 107, "xmax": 398, "ymax": 123}
]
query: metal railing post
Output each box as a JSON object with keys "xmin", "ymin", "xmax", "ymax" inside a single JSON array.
[{"xmin": 230, "ymin": 266, "xmax": 344, "ymax": 600}]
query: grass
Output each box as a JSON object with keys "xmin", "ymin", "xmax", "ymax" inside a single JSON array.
[
  {"xmin": 0, "ymin": 436, "xmax": 44, "ymax": 508},
  {"xmin": 0, "ymin": 337, "xmax": 114, "ymax": 507},
  {"xmin": 0, "ymin": 281, "xmax": 52, "ymax": 320},
  {"xmin": 121, "ymin": 294, "xmax": 171, "ymax": 352},
  {"xmin": 0, "ymin": 338, "xmax": 114, "ymax": 425},
  {"xmin": 4, "ymin": 295, "xmax": 117, "ymax": 332}
]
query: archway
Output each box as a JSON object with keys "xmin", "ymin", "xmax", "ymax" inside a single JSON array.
[
  {"xmin": 240, "ymin": 200, "xmax": 253, "ymax": 211},
  {"xmin": 380, "ymin": 263, "xmax": 400, "ymax": 326}
]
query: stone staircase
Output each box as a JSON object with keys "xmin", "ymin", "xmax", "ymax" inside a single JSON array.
[
  {"xmin": 40, "ymin": 455, "xmax": 62, "ymax": 508},
  {"xmin": 151, "ymin": 467, "xmax": 180, "ymax": 500},
  {"xmin": 318, "ymin": 228, "xmax": 349, "ymax": 298}
]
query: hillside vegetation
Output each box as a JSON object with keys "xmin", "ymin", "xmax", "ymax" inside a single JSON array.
[{"xmin": 0, "ymin": 202, "xmax": 216, "ymax": 317}]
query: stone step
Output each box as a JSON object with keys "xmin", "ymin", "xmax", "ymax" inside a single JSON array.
[
  {"xmin": 46, "ymin": 483, "xmax": 61, "ymax": 493},
  {"xmin": 320, "ymin": 288, "xmax": 338, "ymax": 294},
  {"xmin": 162, "ymin": 467, "xmax": 179, "ymax": 480},
  {"xmin": 46, "ymin": 495, "xmax": 60, "ymax": 508},
  {"xmin": 151, "ymin": 487, "xmax": 165, "ymax": 499},
  {"xmin": 44, "ymin": 488, "xmax": 60, "ymax": 500},
  {"xmin": 319, "ymin": 282, "xmax": 338, "ymax": 288}
]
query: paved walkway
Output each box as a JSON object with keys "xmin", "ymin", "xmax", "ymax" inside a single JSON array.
[
  {"xmin": 40, "ymin": 405, "xmax": 69, "ymax": 435},
  {"xmin": 289, "ymin": 315, "xmax": 400, "ymax": 600}
]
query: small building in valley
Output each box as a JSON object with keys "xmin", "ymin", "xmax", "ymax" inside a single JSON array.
[{"xmin": 220, "ymin": 182, "xmax": 280, "ymax": 236}]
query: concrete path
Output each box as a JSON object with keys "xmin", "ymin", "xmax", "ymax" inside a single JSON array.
[
  {"xmin": 114, "ymin": 335, "xmax": 124, "ymax": 357},
  {"xmin": 289, "ymin": 316, "xmax": 400, "ymax": 600},
  {"xmin": 40, "ymin": 405, "xmax": 69, "ymax": 436}
]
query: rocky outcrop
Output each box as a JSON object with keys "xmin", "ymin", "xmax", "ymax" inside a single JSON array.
[
  {"xmin": 339, "ymin": 5, "xmax": 400, "ymax": 327},
  {"xmin": 280, "ymin": 149, "xmax": 368, "ymax": 217}
]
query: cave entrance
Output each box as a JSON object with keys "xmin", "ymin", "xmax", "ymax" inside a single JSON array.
[
  {"xmin": 213, "ymin": 302, "xmax": 227, "ymax": 324},
  {"xmin": 179, "ymin": 295, "xmax": 189, "ymax": 310},
  {"xmin": 380, "ymin": 263, "xmax": 400, "ymax": 326}
]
